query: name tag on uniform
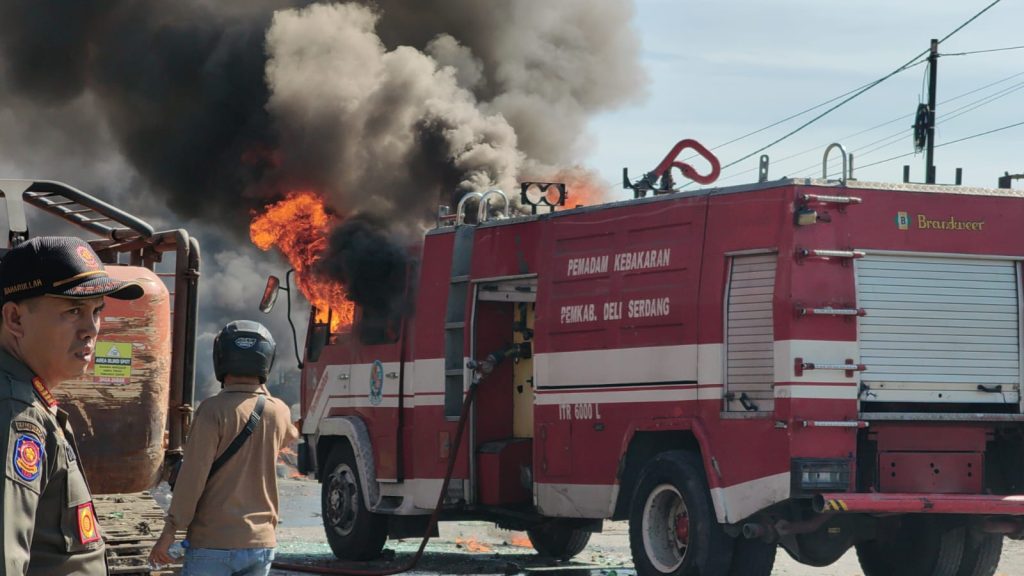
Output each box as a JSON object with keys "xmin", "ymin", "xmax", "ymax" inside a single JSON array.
[
  {"xmin": 65, "ymin": 441, "xmax": 77, "ymax": 465},
  {"xmin": 13, "ymin": 420, "xmax": 44, "ymax": 437}
]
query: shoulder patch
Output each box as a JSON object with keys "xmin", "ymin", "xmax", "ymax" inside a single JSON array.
[
  {"xmin": 13, "ymin": 420, "xmax": 44, "ymax": 438},
  {"xmin": 77, "ymin": 502, "xmax": 101, "ymax": 545},
  {"xmin": 13, "ymin": 433, "xmax": 43, "ymax": 482}
]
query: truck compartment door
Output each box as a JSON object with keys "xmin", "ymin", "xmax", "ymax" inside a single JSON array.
[
  {"xmin": 724, "ymin": 253, "xmax": 778, "ymax": 412},
  {"xmin": 856, "ymin": 254, "xmax": 1020, "ymax": 410}
]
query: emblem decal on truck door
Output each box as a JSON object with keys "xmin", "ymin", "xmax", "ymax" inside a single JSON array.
[{"xmin": 369, "ymin": 360, "xmax": 384, "ymax": 405}]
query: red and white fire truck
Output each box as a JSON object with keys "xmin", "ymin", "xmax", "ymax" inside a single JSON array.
[{"xmin": 270, "ymin": 142, "xmax": 1024, "ymax": 576}]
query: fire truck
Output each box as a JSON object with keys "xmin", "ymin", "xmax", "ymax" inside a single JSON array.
[{"xmin": 268, "ymin": 141, "xmax": 1024, "ymax": 576}]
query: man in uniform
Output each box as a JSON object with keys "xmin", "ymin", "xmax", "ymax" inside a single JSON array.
[
  {"xmin": 0, "ymin": 236, "xmax": 144, "ymax": 574},
  {"xmin": 148, "ymin": 320, "xmax": 297, "ymax": 576}
]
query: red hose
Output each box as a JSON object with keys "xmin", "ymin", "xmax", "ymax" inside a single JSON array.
[
  {"xmin": 651, "ymin": 139, "xmax": 721, "ymax": 185},
  {"xmin": 271, "ymin": 382, "xmax": 480, "ymax": 575}
]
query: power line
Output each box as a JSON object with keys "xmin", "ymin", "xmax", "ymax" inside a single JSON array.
[
  {"xmin": 711, "ymin": 70, "xmax": 1024, "ymax": 184},
  {"xmin": 715, "ymin": 0, "xmax": 1004, "ymax": 174},
  {"xmin": 715, "ymin": 57, "xmax": 928, "ymax": 172},
  {"xmin": 790, "ymin": 83, "xmax": 1024, "ymax": 179},
  {"xmin": 941, "ymin": 79, "xmax": 1024, "ymax": 123},
  {"xmin": 851, "ymin": 79, "xmax": 1024, "ymax": 157},
  {"xmin": 943, "ymin": 44, "xmax": 1024, "ymax": 56},
  {"xmin": 937, "ymin": 119, "xmax": 1024, "ymax": 148},
  {"xmin": 694, "ymin": 27, "xmax": 1018, "ymax": 159},
  {"xmin": 695, "ymin": 79, "xmax": 896, "ymax": 153},
  {"xmin": 941, "ymin": 69, "xmax": 1024, "ymax": 104},
  {"xmin": 680, "ymin": 70, "xmax": 927, "ymax": 181},
  {"xmin": 937, "ymin": 0, "xmax": 1003, "ymax": 43},
  {"xmin": 830, "ymin": 119, "xmax": 1024, "ymax": 174}
]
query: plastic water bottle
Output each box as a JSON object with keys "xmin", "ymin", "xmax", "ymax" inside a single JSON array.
[{"xmin": 168, "ymin": 539, "xmax": 189, "ymax": 560}]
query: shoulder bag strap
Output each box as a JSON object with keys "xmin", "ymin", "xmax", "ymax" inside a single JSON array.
[{"xmin": 208, "ymin": 395, "xmax": 266, "ymax": 480}]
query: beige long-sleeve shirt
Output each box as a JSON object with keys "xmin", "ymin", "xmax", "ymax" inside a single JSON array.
[{"xmin": 163, "ymin": 384, "xmax": 297, "ymax": 549}]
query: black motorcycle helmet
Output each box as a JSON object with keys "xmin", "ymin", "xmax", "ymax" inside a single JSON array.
[{"xmin": 213, "ymin": 320, "xmax": 276, "ymax": 383}]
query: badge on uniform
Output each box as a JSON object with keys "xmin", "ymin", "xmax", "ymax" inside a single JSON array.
[
  {"xmin": 77, "ymin": 502, "xmax": 101, "ymax": 544},
  {"xmin": 13, "ymin": 433, "xmax": 43, "ymax": 482}
]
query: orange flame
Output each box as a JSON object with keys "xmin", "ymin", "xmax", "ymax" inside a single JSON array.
[
  {"xmin": 250, "ymin": 190, "xmax": 354, "ymax": 332},
  {"xmin": 545, "ymin": 167, "xmax": 612, "ymax": 208},
  {"xmin": 509, "ymin": 534, "xmax": 533, "ymax": 548},
  {"xmin": 455, "ymin": 537, "xmax": 493, "ymax": 553}
]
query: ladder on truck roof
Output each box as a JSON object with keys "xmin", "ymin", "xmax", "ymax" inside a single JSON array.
[{"xmin": 0, "ymin": 179, "xmax": 154, "ymax": 249}]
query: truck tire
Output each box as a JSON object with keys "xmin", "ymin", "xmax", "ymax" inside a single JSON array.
[
  {"xmin": 856, "ymin": 517, "xmax": 964, "ymax": 576},
  {"xmin": 629, "ymin": 451, "xmax": 733, "ymax": 576},
  {"xmin": 956, "ymin": 532, "xmax": 1002, "ymax": 576},
  {"xmin": 321, "ymin": 443, "xmax": 387, "ymax": 560},
  {"xmin": 728, "ymin": 538, "xmax": 776, "ymax": 576},
  {"xmin": 527, "ymin": 521, "xmax": 591, "ymax": 560}
]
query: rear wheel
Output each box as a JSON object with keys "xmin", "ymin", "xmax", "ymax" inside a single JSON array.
[
  {"xmin": 956, "ymin": 531, "xmax": 1002, "ymax": 576},
  {"xmin": 727, "ymin": 538, "xmax": 776, "ymax": 576},
  {"xmin": 856, "ymin": 517, "xmax": 964, "ymax": 576},
  {"xmin": 628, "ymin": 451, "xmax": 733, "ymax": 576},
  {"xmin": 321, "ymin": 443, "xmax": 388, "ymax": 560},
  {"xmin": 527, "ymin": 521, "xmax": 591, "ymax": 560}
]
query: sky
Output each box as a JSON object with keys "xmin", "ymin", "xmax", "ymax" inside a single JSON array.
[{"xmin": 587, "ymin": 0, "xmax": 1024, "ymax": 196}]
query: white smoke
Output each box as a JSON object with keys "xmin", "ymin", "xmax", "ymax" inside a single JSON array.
[{"xmin": 265, "ymin": 3, "xmax": 523, "ymax": 216}]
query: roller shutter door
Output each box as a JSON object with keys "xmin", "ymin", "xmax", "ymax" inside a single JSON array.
[
  {"xmin": 725, "ymin": 253, "xmax": 776, "ymax": 412},
  {"xmin": 856, "ymin": 255, "xmax": 1020, "ymax": 405}
]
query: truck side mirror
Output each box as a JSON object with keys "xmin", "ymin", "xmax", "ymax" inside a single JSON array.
[
  {"xmin": 259, "ymin": 275, "xmax": 281, "ymax": 313},
  {"xmin": 258, "ymin": 270, "xmax": 304, "ymax": 370}
]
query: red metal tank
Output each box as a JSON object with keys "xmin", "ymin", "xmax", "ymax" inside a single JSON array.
[{"xmin": 57, "ymin": 265, "xmax": 171, "ymax": 494}]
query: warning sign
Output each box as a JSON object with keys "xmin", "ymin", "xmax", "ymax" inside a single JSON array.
[{"xmin": 94, "ymin": 342, "xmax": 132, "ymax": 379}]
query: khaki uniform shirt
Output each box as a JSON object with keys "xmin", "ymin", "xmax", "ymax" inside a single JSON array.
[
  {"xmin": 164, "ymin": 384, "xmax": 294, "ymax": 549},
  {"xmin": 0, "ymin": 349, "xmax": 107, "ymax": 575}
]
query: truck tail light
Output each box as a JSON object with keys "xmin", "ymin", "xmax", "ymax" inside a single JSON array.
[{"xmin": 792, "ymin": 458, "xmax": 852, "ymax": 494}]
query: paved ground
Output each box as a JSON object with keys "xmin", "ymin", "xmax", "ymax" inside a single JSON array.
[{"xmin": 268, "ymin": 477, "xmax": 1024, "ymax": 576}]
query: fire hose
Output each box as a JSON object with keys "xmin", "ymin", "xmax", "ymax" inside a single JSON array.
[{"xmin": 270, "ymin": 349, "xmax": 511, "ymax": 575}]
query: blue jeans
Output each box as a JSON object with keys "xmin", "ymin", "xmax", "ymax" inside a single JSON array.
[{"xmin": 181, "ymin": 547, "xmax": 275, "ymax": 576}]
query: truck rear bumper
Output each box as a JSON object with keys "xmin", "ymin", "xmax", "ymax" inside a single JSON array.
[{"xmin": 814, "ymin": 492, "xmax": 1024, "ymax": 515}]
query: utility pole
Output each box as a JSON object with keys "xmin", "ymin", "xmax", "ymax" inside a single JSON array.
[{"xmin": 926, "ymin": 38, "xmax": 939, "ymax": 184}]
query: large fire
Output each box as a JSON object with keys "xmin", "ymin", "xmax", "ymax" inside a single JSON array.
[
  {"xmin": 548, "ymin": 168, "xmax": 611, "ymax": 208},
  {"xmin": 250, "ymin": 191, "xmax": 354, "ymax": 332}
]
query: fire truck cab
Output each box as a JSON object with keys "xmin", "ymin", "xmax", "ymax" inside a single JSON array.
[{"xmin": 287, "ymin": 146, "xmax": 1024, "ymax": 576}]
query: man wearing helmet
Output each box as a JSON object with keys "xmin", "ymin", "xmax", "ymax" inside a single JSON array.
[{"xmin": 148, "ymin": 320, "xmax": 298, "ymax": 575}]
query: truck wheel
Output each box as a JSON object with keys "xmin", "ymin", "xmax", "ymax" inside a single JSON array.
[
  {"xmin": 527, "ymin": 521, "xmax": 591, "ymax": 560},
  {"xmin": 728, "ymin": 538, "xmax": 776, "ymax": 576},
  {"xmin": 321, "ymin": 443, "xmax": 387, "ymax": 560},
  {"xmin": 856, "ymin": 517, "xmax": 964, "ymax": 576},
  {"xmin": 629, "ymin": 451, "xmax": 733, "ymax": 576},
  {"xmin": 956, "ymin": 532, "xmax": 1001, "ymax": 576}
]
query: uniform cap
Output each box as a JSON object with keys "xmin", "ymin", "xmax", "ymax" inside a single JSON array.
[{"xmin": 0, "ymin": 236, "xmax": 144, "ymax": 303}]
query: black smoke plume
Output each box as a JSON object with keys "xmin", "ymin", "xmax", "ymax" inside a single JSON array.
[
  {"xmin": 0, "ymin": 0, "xmax": 646, "ymax": 397},
  {"xmin": 0, "ymin": 0, "xmax": 297, "ymax": 224},
  {"xmin": 315, "ymin": 215, "xmax": 410, "ymax": 343},
  {"xmin": 1, "ymin": 0, "xmax": 644, "ymax": 224}
]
